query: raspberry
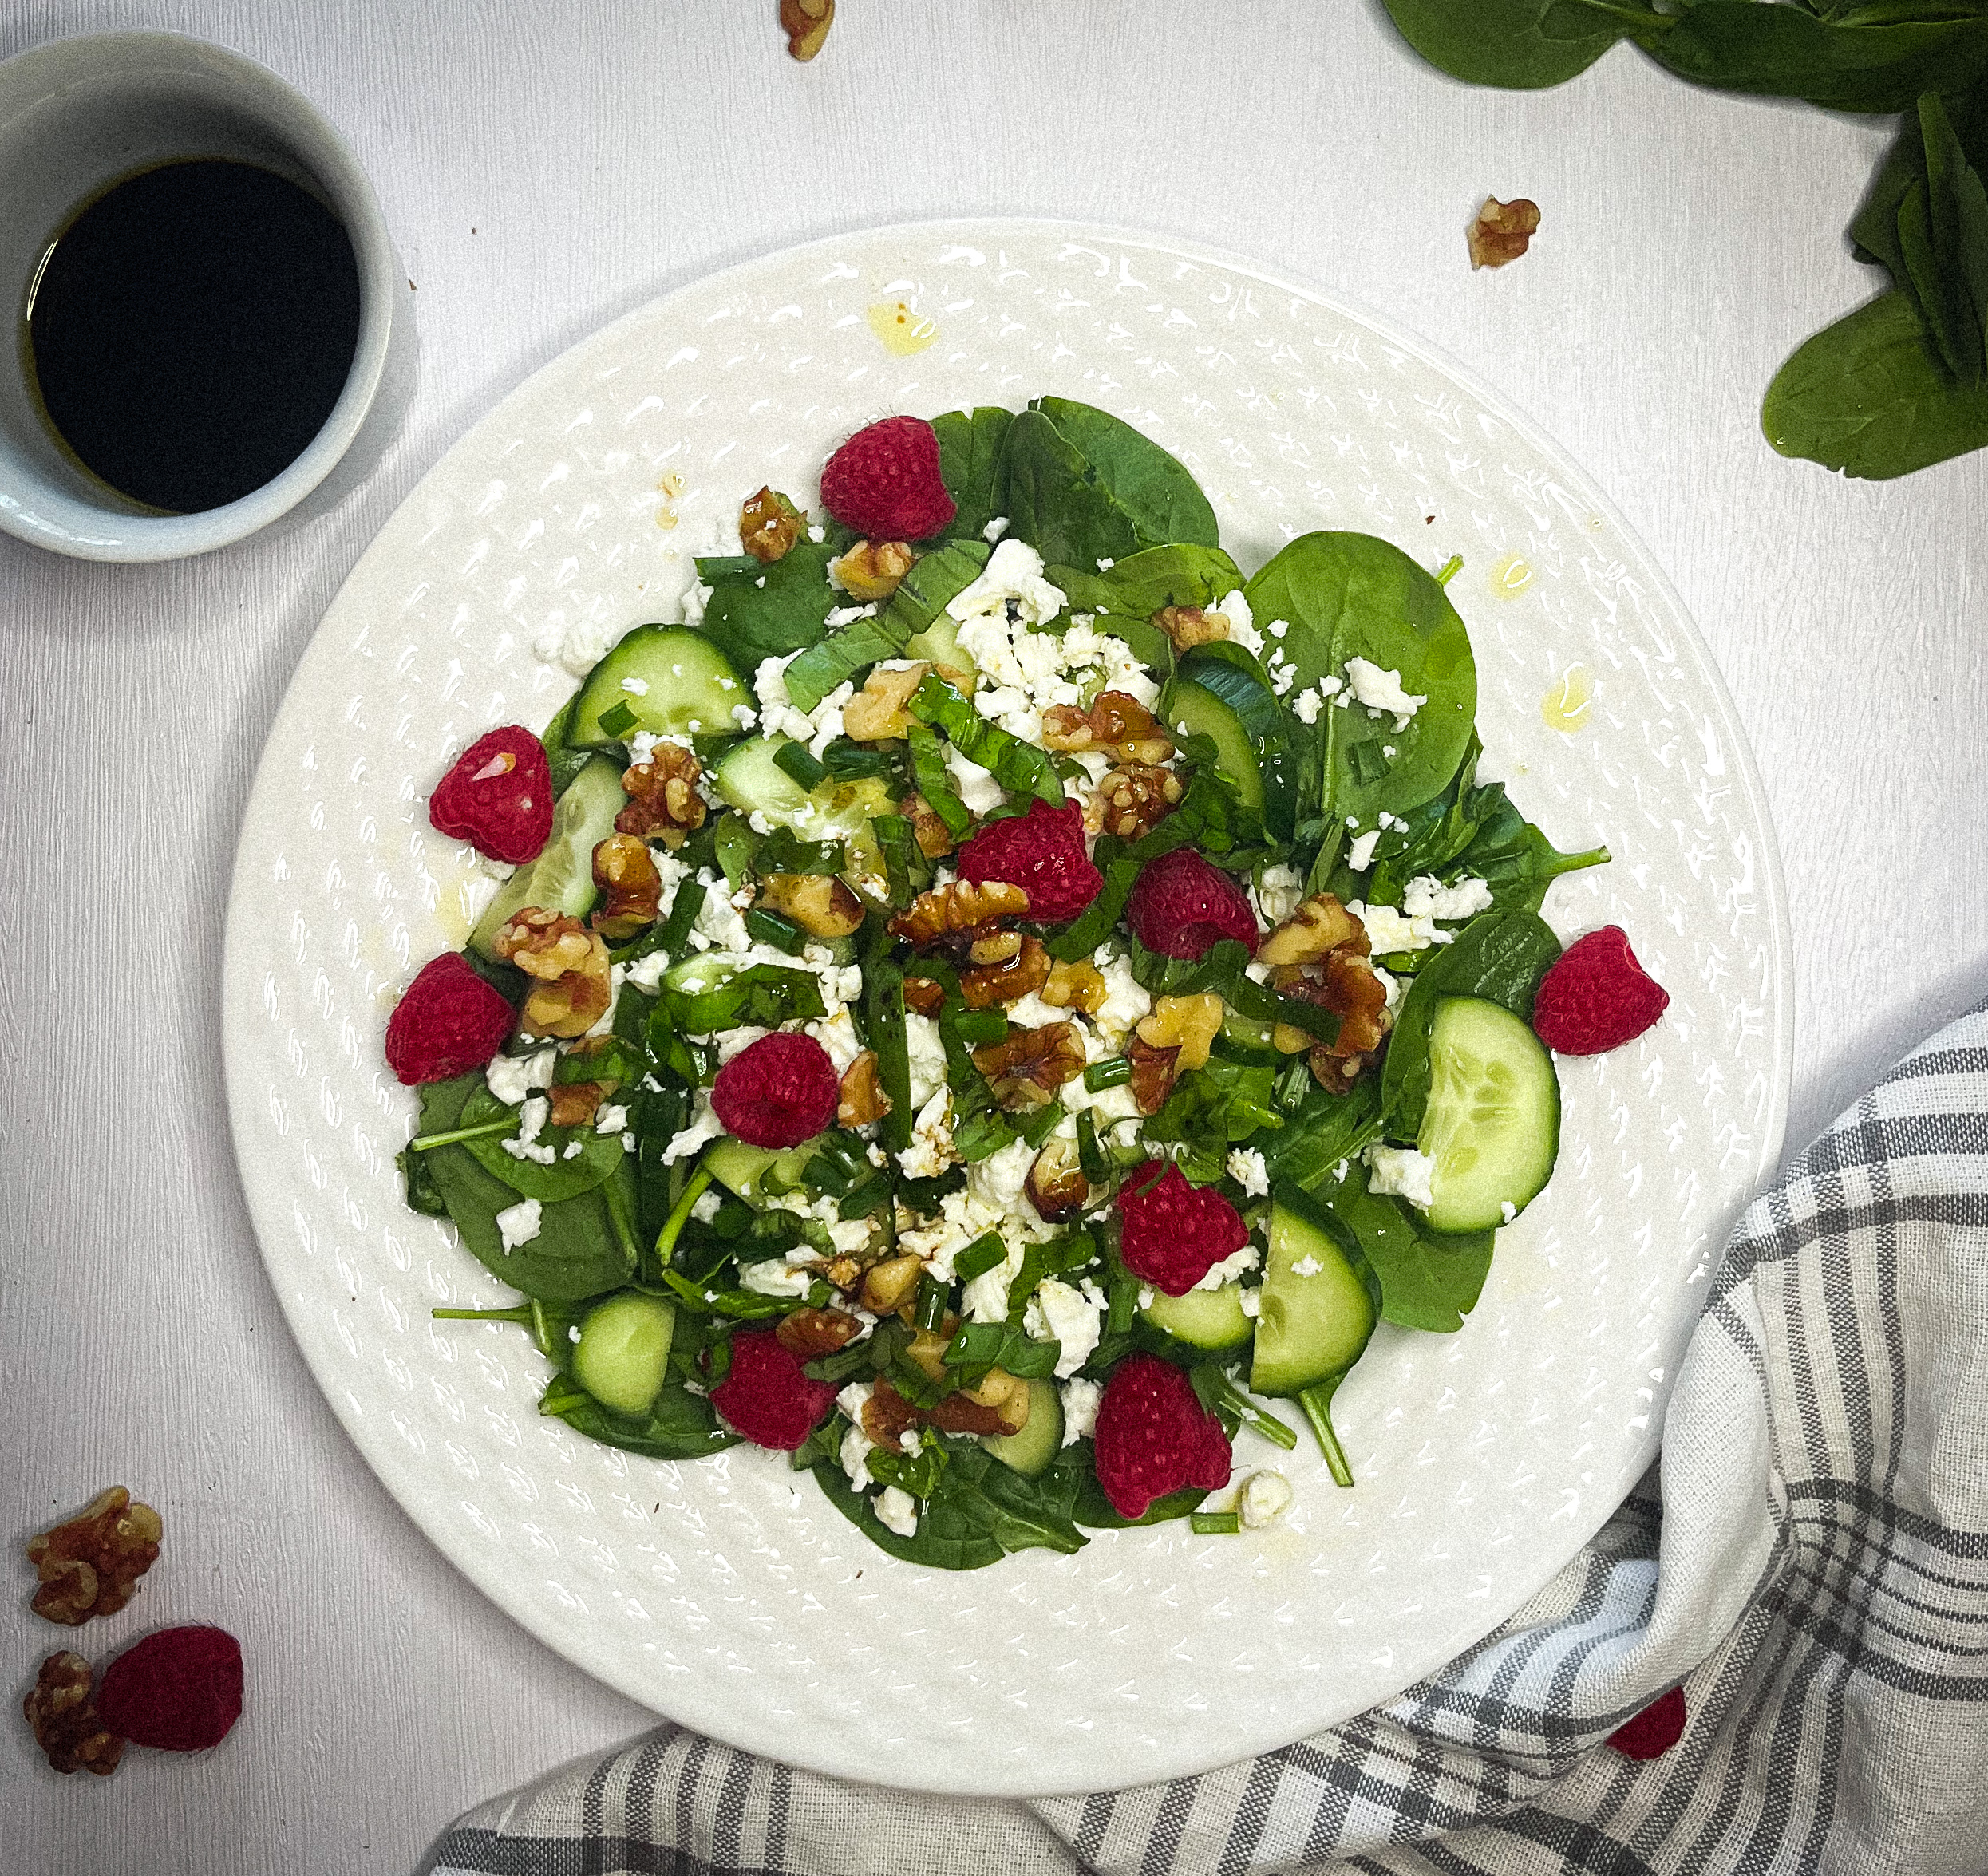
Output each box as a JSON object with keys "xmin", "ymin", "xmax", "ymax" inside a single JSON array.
[
  {"xmin": 385, "ymin": 953, "xmax": 516, "ymax": 1084},
  {"xmin": 1606, "ymin": 1684, "xmax": 1687, "ymax": 1760},
  {"xmin": 711, "ymin": 1033, "xmax": 840, "ymax": 1147},
  {"xmin": 956, "ymin": 798, "xmax": 1102, "ymax": 923},
  {"xmin": 1091, "ymin": 1353, "xmax": 1232, "ymax": 1520},
  {"xmin": 97, "ymin": 1625, "xmax": 243, "ymax": 1752},
  {"xmin": 1117, "ymin": 1160, "xmax": 1250, "ymax": 1296},
  {"xmin": 709, "ymin": 1329, "xmax": 838, "ymax": 1451},
  {"xmin": 1124, "ymin": 848, "xmax": 1257, "ymax": 959},
  {"xmin": 429, "ymin": 726, "xmax": 554, "ymax": 865},
  {"xmin": 818, "ymin": 416, "xmax": 956, "ymax": 540},
  {"xmin": 1531, "ymin": 926, "xmax": 1670, "ymax": 1056}
]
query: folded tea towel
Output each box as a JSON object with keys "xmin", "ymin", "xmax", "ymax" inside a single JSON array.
[{"xmin": 429, "ymin": 1002, "xmax": 1988, "ymax": 1876}]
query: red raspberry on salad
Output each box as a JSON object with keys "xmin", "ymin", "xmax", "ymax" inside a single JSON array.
[
  {"xmin": 1092, "ymin": 1353, "xmax": 1233, "ymax": 1521},
  {"xmin": 1124, "ymin": 848, "xmax": 1258, "ymax": 960},
  {"xmin": 711, "ymin": 1033, "xmax": 840, "ymax": 1148},
  {"xmin": 428, "ymin": 726, "xmax": 554, "ymax": 865},
  {"xmin": 709, "ymin": 1329, "xmax": 838, "ymax": 1451},
  {"xmin": 818, "ymin": 415, "xmax": 956, "ymax": 541},
  {"xmin": 1531, "ymin": 926, "xmax": 1670, "ymax": 1056},
  {"xmin": 384, "ymin": 952, "xmax": 515, "ymax": 1084},
  {"xmin": 956, "ymin": 798, "xmax": 1102, "ymax": 923},
  {"xmin": 97, "ymin": 1625, "xmax": 243, "ymax": 1753},
  {"xmin": 1116, "ymin": 1160, "xmax": 1250, "ymax": 1297},
  {"xmin": 1606, "ymin": 1684, "xmax": 1687, "ymax": 1760}
]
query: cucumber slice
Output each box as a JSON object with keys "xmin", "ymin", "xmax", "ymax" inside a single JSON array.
[
  {"xmin": 702, "ymin": 1137, "xmax": 814, "ymax": 1205},
  {"xmin": 902, "ymin": 614, "xmax": 972, "ymax": 676},
  {"xmin": 1417, "ymin": 996, "xmax": 1560, "ymax": 1233},
  {"xmin": 468, "ymin": 754, "xmax": 625, "ymax": 959},
  {"xmin": 572, "ymin": 1291, "xmax": 676, "ymax": 1416},
  {"xmin": 1166, "ymin": 677, "xmax": 1264, "ymax": 816},
  {"xmin": 1140, "ymin": 1282, "xmax": 1253, "ymax": 1353},
  {"xmin": 570, "ymin": 625, "xmax": 745, "ymax": 745},
  {"xmin": 1249, "ymin": 1200, "xmax": 1377, "ymax": 1398},
  {"xmin": 712, "ymin": 737, "xmax": 895, "ymax": 870},
  {"xmin": 979, "ymin": 1377, "xmax": 1063, "ymax": 1477},
  {"xmin": 1176, "ymin": 651, "xmax": 1298, "ymax": 837}
]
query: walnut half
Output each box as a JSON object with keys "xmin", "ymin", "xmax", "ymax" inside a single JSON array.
[
  {"xmin": 493, "ymin": 908, "xmax": 613, "ymax": 1038},
  {"xmin": 971, "ymin": 1021, "xmax": 1084, "ymax": 1110},
  {"xmin": 26, "ymin": 1487, "xmax": 161, "ymax": 1627},
  {"xmin": 837, "ymin": 1051, "xmax": 892, "ymax": 1128},
  {"xmin": 591, "ymin": 833, "xmax": 662, "ymax": 941},
  {"xmin": 615, "ymin": 744, "xmax": 708, "ymax": 847},
  {"xmin": 890, "ymin": 879, "xmax": 1030, "ymax": 947},
  {"xmin": 25, "ymin": 1653, "xmax": 124, "ymax": 1776},
  {"xmin": 1041, "ymin": 690, "xmax": 1174, "ymax": 766}
]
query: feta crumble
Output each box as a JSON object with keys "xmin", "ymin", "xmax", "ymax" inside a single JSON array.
[
  {"xmin": 495, "ymin": 1198, "xmax": 543, "ymax": 1251},
  {"xmin": 1344, "ymin": 657, "xmax": 1427, "ymax": 730},
  {"xmin": 1402, "ymin": 875, "xmax": 1496, "ymax": 922},
  {"xmin": 1238, "ymin": 1469, "xmax": 1294, "ymax": 1529},
  {"xmin": 873, "ymin": 1487, "xmax": 919, "ymax": 1537},
  {"xmin": 1061, "ymin": 1376, "xmax": 1104, "ymax": 1446},
  {"xmin": 1366, "ymin": 1143, "xmax": 1437, "ymax": 1211},
  {"xmin": 1227, "ymin": 1147, "xmax": 1271, "ymax": 1198}
]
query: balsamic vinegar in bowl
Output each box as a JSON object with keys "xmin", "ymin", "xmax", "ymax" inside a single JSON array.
[{"xmin": 22, "ymin": 158, "xmax": 362, "ymax": 515}]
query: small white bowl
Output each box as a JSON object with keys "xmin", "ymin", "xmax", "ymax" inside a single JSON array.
[{"xmin": 0, "ymin": 30, "xmax": 414, "ymax": 561}]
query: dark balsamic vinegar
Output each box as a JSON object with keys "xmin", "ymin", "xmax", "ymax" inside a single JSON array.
[{"xmin": 24, "ymin": 159, "xmax": 362, "ymax": 515}]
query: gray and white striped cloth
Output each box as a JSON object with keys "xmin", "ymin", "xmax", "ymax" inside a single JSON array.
[{"xmin": 431, "ymin": 1004, "xmax": 1988, "ymax": 1876}]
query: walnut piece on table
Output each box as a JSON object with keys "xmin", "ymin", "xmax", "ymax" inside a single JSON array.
[
  {"xmin": 781, "ymin": 0, "xmax": 833, "ymax": 61},
  {"xmin": 25, "ymin": 1653, "xmax": 124, "ymax": 1775},
  {"xmin": 26, "ymin": 1486, "xmax": 162, "ymax": 1626},
  {"xmin": 1469, "ymin": 195, "xmax": 1540, "ymax": 270}
]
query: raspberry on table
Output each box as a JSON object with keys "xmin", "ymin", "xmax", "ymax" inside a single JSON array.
[
  {"xmin": 1531, "ymin": 926, "xmax": 1669, "ymax": 1055},
  {"xmin": 96, "ymin": 1625, "xmax": 243, "ymax": 1754},
  {"xmin": 711, "ymin": 1033, "xmax": 840, "ymax": 1148},
  {"xmin": 384, "ymin": 952, "xmax": 516, "ymax": 1084},
  {"xmin": 1091, "ymin": 1353, "xmax": 1232, "ymax": 1521},
  {"xmin": 429, "ymin": 726, "xmax": 554, "ymax": 865},
  {"xmin": 955, "ymin": 798, "xmax": 1102, "ymax": 923},
  {"xmin": 818, "ymin": 416, "xmax": 956, "ymax": 541},
  {"xmin": 1124, "ymin": 848, "xmax": 1258, "ymax": 959},
  {"xmin": 1117, "ymin": 1159, "xmax": 1250, "ymax": 1296},
  {"xmin": 709, "ymin": 1330, "xmax": 839, "ymax": 1451}
]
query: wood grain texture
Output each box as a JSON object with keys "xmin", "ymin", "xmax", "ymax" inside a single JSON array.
[{"xmin": 3, "ymin": 0, "xmax": 1983, "ymax": 1869}]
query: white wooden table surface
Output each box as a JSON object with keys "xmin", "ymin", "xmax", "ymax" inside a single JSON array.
[{"xmin": 6, "ymin": 3, "xmax": 1985, "ymax": 1870}]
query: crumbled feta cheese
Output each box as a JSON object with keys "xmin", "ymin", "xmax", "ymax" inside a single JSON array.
[
  {"xmin": 944, "ymin": 744, "xmax": 1005, "ymax": 815},
  {"xmin": 691, "ymin": 1189, "xmax": 723, "ymax": 1223},
  {"xmin": 982, "ymin": 515, "xmax": 1010, "ymax": 544},
  {"xmin": 1269, "ymin": 660, "xmax": 1298, "ymax": 697},
  {"xmin": 495, "ymin": 1198, "xmax": 543, "ymax": 1250},
  {"xmin": 1238, "ymin": 1469, "xmax": 1294, "ymax": 1530},
  {"xmin": 1376, "ymin": 964, "xmax": 1402, "ymax": 1012},
  {"xmin": 1268, "ymin": 618, "xmax": 1290, "ymax": 640},
  {"xmin": 962, "ymin": 1238, "xmax": 1024, "ymax": 1324},
  {"xmin": 1366, "ymin": 1143, "xmax": 1437, "ymax": 1210},
  {"xmin": 1344, "ymin": 657, "xmax": 1426, "ymax": 730},
  {"xmin": 897, "ymin": 1087, "xmax": 956, "ymax": 1179},
  {"xmin": 837, "ymin": 1384, "xmax": 877, "ymax": 1490},
  {"xmin": 1402, "ymin": 875, "xmax": 1496, "ymax": 923},
  {"xmin": 1061, "ymin": 1376, "xmax": 1103, "ymax": 1445},
  {"xmin": 501, "ymin": 1095, "xmax": 557, "ymax": 1165},
  {"xmin": 1091, "ymin": 948, "xmax": 1153, "ymax": 1049},
  {"xmin": 1255, "ymin": 865, "xmax": 1302, "ymax": 927},
  {"xmin": 899, "ymin": 1185, "xmax": 1008, "ymax": 1278},
  {"xmin": 1291, "ymin": 1254, "xmax": 1323, "ymax": 1278},
  {"xmin": 904, "ymin": 1013, "xmax": 948, "ymax": 1109},
  {"xmin": 966, "ymin": 1135, "xmax": 1038, "ymax": 1219},
  {"xmin": 714, "ymin": 1023, "xmax": 772, "ymax": 1064},
  {"xmin": 1227, "ymin": 1147, "xmax": 1270, "ymax": 1198},
  {"xmin": 591, "ymin": 1102, "xmax": 630, "ymax": 1136},
  {"xmin": 485, "ymin": 1049, "xmax": 555, "ymax": 1106},
  {"xmin": 679, "ymin": 582, "xmax": 713, "ymax": 631},
  {"xmin": 741, "ymin": 1258, "xmax": 814, "ymax": 1297},
  {"xmin": 1346, "ymin": 829, "xmax": 1382, "ymax": 872},
  {"xmin": 825, "ymin": 603, "xmax": 877, "ymax": 630},
  {"xmin": 692, "ymin": 872, "xmax": 753, "ymax": 951},
  {"xmin": 1239, "ymin": 1287, "xmax": 1261, "ymax": 1318},
  {"xmin": 1025, "ymin": 1277, "xmax": 1105, "ymax": 1378},
  {"xmin": 1347, "ymin": 899, "xmax": 1449, "ymax": 954},
  {"xmin": 946, "ymin": 537, "xmax": 1067, "ymax": 627},
  {"xmin": 806, "ymin": 1007, "xmax": 864, "ymax": 1075},
  {"xmin": 662, "ymin": 1097, "xmax": 725, "ymax": 1165},
  {"xmin": 1213, "ymin": 590, "xmax": 1261, "ymax": 654},
  {"xmin": 1194, "ymin": 1243, "xmax": 1262, "ymax": 1291},
  {"xmin": 873, "ymin": 1486, "xmax": 919, "ymax": 1536},
  {"xmin": 620, "ymin": 675, "xmax": 650, "ymax": 696},
  {"xmin": 1500, "ymin": 1199, "xmax": 1519, "ymax": 1225},
  {"xmin": 1293, "ymin": 689, "xmax": 1324, "ymax": 725}
]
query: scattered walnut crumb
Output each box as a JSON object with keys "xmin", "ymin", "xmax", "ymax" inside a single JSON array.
[
  {"xmin": 1469, "ymin": 196, "xmax": 1540, "ymax": 271},
  {"xmin": 781, "ymin": 0, "xmax": 833, "ymax": 61}
]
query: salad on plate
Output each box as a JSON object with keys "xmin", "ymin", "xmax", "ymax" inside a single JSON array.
[{"xmin": 386, "ymin": 397, "xmax": 1666, "ymax": 1570}]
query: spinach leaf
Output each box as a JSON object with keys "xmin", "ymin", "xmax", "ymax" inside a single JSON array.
[
  {"xmin": 994, "ymin": 408, "xmax": 1146, "ymax": 571},
  {"xmin": 943, "ymin": 1321, "xmax": 1061, "ymax": 1387},
  {"xmin": 1049, "ymin": 542, "xmax": 1243, "ymax": 621},
  {"xmin": 416, "ymin": 1076, "xmax": 637, "ymax": 1301},
  {"xmin": 1380, "ymin": 910, "xmax": 1563, "ymax": 1141},
  {"xmin": 781, "ymin": 613, "xmax": 905, "ymax": 716},
  {"xmin": 1379, "ymin": 0, "xmax": 1662, "ymax": 90},
  {"xmin": 1258, "ymin": 1074, "xmax": 1388, "ymax": 1191},
  {"xmin": 1030, "ymin": 397, "xmax": 1220, "ymax": 549},
  {"xmin": 1053, "ymin": 1444, "xmax": 1208, "ymax": 1529},
  {"xmin": 1764, "ymin": 286, "xmax": 1988, "ymax": 476},
  {"xmin": 539, "ymin": 1374, "xmax": 737, "ymax": 1460},
  {"xmin": 886, "ymin": 539, "xmax": 992, "ymax": 637},
  {"xmin": 931, "ymin": 408, "xmax": 1014, "ymax": 542},
  {"xmin": 456, "ymin": 1082, "xmax": 626, "ymax": 1203},
  {"xmin": 809, "ymin": 1442, "xmax": 1086, "ymax": 1568},
  {"xmin": 1242, "ymin": 531, "xmax": 1476, "ymax": 826},
  {"xmin": 1311, "ymin": 1159, "xmax": 1495, "ymax": 1334},
  {"xmin": 536, "ymin": 693, "xmax": 595, "ymax": 800},
  {"xmin": 1895, "ymin": 91, "xmax": 1988, "ymax": 385},
  {"xmin": 1649, "ymin": 6, "xmax": 1988, "ymax": 114},
  {"xmin": 696, "ymin": 543, "xmax": 839, "ymax": 665}
]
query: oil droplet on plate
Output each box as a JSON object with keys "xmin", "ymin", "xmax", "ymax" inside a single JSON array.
[
  {"xmin": 1491, "ymin": 554, "xmax": 1532, "ymax": 598},
  {"xmin": 656, "ymin": 469, "xmax": 686, "ymax": 530},
  {"xmin": 865, "ymin": 299, "xmax": 938, "ymax": 356},
  {"xmin": 1541, "ymin": 664, "xmax": 1593, "ymax": 733}
]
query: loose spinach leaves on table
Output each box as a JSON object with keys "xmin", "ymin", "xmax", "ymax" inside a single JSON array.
[{"xmin": 1378, "ymin": 0, "xmax": 1988, "ymax": 478}]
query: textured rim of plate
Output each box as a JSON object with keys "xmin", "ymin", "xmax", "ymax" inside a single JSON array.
[{"xmin": 223, "ymin": 217, "xmax": 1792, "ymax": 1795}]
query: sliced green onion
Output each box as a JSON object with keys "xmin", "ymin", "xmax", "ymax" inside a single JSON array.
[
  {"xmin": 1083, "ymin": 1056, "xmax": 1132, "ymax": 1092},
  {"xmin": 773, "ymin": 741, "xmax": 828, "ymax": 791},
  {"xmin": 952, "ymin": 1007, "xmax": 1009, "ymax": 1046},
  {"xmin": 598, "ymin": 699, "xmax": 640, "ymax": 738},
  {"xmin": 1077, "ymin": 1111, "xmax": 1106, "ymax": 1184},
  {"xmin": 744, "ymin": 906, "xmax": 805, "ymax": 954},
  {"xmin": 864, "ymin": 956, "xmax": 914, "ymax": 1153},
  {"xmin": 1435, "ymin": 553, "xmax": 1463, "ymax": 587},
  {"xmin": 654, "ymin": 1166, "xmax": 714, "ymax": 1270},
  {"xmin": 953, "ymin": 1232, "xmax": 1008, "ymax": 1282},
  {"xmin": 1189, "ymin": 1511, "xmax": 1240, "ymax": 1535},
  {"xmin": 914, "ymin": 1276, "xmax": 950, "ymax": 1332}
]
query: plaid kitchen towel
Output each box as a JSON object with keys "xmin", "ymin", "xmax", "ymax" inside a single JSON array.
[{"xmin": 429, "ymin": 1003, "xmax": 1988, "ymax": 1876}]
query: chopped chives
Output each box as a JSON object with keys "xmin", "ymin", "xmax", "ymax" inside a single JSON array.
[
  {"xmin": 1082, "ymin": 1056, "xmax": 1132, "ymax": 1092},
  {"xmin": 773, "ymin": 740, "xmax": 828, "ymax": 791},
  {"xmin": 952, "ymin": 1231, "xmax": 1007, "ymax": 1282},
  {"xmin": 1190, "ymin": 1511, "xmax": 1241, "ymax": 1536},
  {"xmin": 744, "ymin": 906, "xmax": 805, "ymax": 954},
  {"xmin": 598, "ymin": 699, "xmax": 640, "ymax": 738},
  {"xmin": 951, "ymin": 1007, "xmax": 1009, "ymax": 1046}
]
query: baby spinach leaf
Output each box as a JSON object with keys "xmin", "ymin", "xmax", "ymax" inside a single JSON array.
[
  {"xmin": 1899, "ymin": 91, "xmax": 1988, "ymax": 385},
  {"xmin": 1053, "ymin": 1445, "xmax": 1209, "ymax": 1528},
  {"xmin": 886, "ymin": 539, "xmax": 992, "ymax": 637},
  {"xmin": 781, "ymin": 614, "xmax": 904, "ymax": 715},
  {"xmin": 1049, "ymin": 543, "xmax": 1244, "ymax": 624},
  {"xmin": 539, "ymin": 1374, "xmax": 738, "ymax": 1459},
  {"xmin": 994, "ymin": 408, "xmax": 1146, "ymax": 570},
  {"xmin": 1380, "ymin": 0, "xmax": 1661, "ymax": 90},
  {"xmin": 1380, "ymin": 910, "xmax": 1563, "ymax": 1140},
  {"xmin": 1312, "ymin": 1159, "xmax": 1495, "ymax": 1334},
  {"xmin": 457, "ymin": 1083, "xmax": 626, "ymax": 1203},
  {"xmin": 1764, "ymin": 286, "xmax": 1988, "ymax": 476},
  {"xmin": 809, "ymin": 1442, "xmax": 1087, "ymax": 1568},
  {"xmin": 932, "ymin": 407, "xmax": 1014, "ymax": 542},
  {"xmin": 1258, "ymin": 1075, "xmax": 1388, "ymax": 1191},
  {"xmin": 1242, "ymin": 531, "xmax": 1476, "ymax": 826},
  {"xmin": 696, "ymin": 543, "xmax": 840, "ymax": 665},
  {"xmin": 943, "ymin": 1321, "xmax": 1061, "ymax": 1387},
  {"xmin": 1030, "ymin": 397, "xmax": 1220, "ymax": 549}
]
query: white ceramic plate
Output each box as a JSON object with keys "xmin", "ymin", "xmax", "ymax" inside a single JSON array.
[{"xmin": 223, "ymin": 220, "xmax": 1790, "ymax": 1796}]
